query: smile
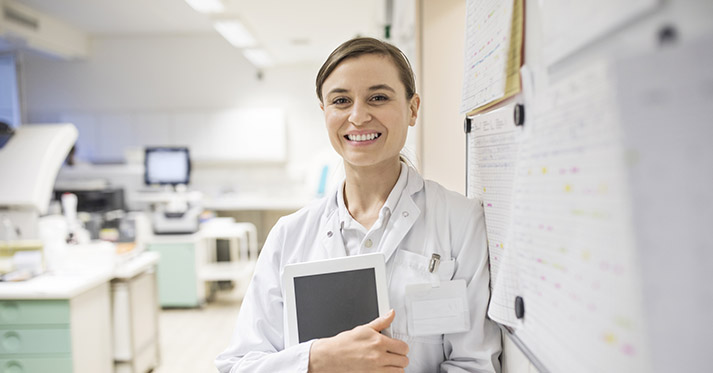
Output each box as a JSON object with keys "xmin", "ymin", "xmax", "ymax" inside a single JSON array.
[{"xmin": 345, "ymin": 133, "xmax": 382, "ymax": 142}]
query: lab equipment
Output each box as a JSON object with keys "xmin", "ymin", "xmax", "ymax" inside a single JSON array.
[
  {"xmin": 53, "ymin": 186, "xmax": 127, "ymax": 241},
  {"xmin": 144, "ymin": 147, "xmax": 190, "ymax": 186},
  {"xmin": 0, "ymin": 123, "xmax": 78, "ymax": 240},
  {"xmin": 0, "ymin": 124, "xmax": 77, "ymax": 276},
  {"xmin": 53, "ymin": 187, "xmax": 125, "ymax": 213},
  {"xmin": 141, "ymin": 147, "xmax": 201, "ymax": 234}
]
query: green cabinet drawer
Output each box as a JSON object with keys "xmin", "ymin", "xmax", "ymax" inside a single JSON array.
[
  {"xmin": 149, "ymin": 243, "xmax": 199, "ymax": 307},
  {"xmin": 0, "ymin": 357, "xmax": 72, "ymax": 373},
  {"xmin": 0, "ymin": 301, "xmax": 70, "ymax": 326},
  {"xmin": 0, "ymin": 328, "xmax": 71, "ymax": 355}
]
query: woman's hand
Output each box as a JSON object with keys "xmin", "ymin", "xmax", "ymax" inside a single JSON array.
[{"xmin": 308, "ymin": 309, "xmax": 409, "ymax": 373}]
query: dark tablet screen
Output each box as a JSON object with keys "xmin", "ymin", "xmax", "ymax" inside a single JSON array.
[{"xmin": 293, "ymin": 268, "xmax": 379, "ymax": 343}]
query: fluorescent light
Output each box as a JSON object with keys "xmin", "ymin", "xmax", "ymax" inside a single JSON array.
[
  {"xmin": 214, "ymin": 20, "xmax": 257, "ymax": 48},
  {"xmin": 243, "ymin": 48, "xmax": 273, "ymax": 68},
  {"xmin": 184, "ymin": 0, "xmax": 224, "ymax": 13}
]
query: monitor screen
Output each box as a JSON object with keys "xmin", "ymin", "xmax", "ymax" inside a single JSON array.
[
  {"xmin": 293, "ymin": 268, "xmax": 379, "ymax": 343},
  {"xmin": 144, "ymin": 147, "xmax": 191, "ymax": 185}
]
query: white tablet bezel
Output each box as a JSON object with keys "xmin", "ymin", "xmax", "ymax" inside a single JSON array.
[{"xmin": 282, "ymin": 253, "xmax": 390, "ymax": 347}]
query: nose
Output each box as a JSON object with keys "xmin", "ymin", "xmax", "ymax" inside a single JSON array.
[{"xmin": 348, "ymin": 100, "xmax": 371, "ymax": 126}]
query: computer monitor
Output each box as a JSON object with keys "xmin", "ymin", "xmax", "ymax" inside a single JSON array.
[{"xmin": 144, "ymin": 147, "xmax": 191, "ymax": 186}]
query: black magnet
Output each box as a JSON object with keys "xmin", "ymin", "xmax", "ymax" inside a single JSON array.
[
  {"xmin": 515, "ymin": 296, "xmax": 525, "ymax": 319},
  {"xmin": 514, "ymin": 104, "xmax": 525, "ymax": 126}
]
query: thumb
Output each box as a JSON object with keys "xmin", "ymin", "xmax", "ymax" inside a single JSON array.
[{"xmin": 367, "ymin": 309, "xmax": 395, "ymax": 332}]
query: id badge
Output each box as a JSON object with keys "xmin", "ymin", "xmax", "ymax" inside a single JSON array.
[{"xmin": 405, "ymin": 279, "xmax": 470, "ymax": 336}]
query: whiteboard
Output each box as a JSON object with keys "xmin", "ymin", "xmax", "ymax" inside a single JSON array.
[{"xmin": 463, "ymin": 0, "xmax": 713, "ymax": 372}]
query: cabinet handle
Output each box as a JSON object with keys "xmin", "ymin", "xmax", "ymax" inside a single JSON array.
[
  {"xmin": 0, "ymin": 302, "xmax": 20, "ymax": 323},
  {"xmin": 4, "ymin": 360, "xmax": 24, "ymax": 373},
  {"xmin": 1, "ymin": 331, "xmax": 22, "ymax": 352}
]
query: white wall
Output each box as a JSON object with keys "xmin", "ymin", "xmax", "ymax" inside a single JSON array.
[
  {"xmin": 420, "ymin": 0, "xmax": 466, "ymax": 194},
  {"xmin": 20, "ymin": 33, "xmax": 333, "ymax": 193}
]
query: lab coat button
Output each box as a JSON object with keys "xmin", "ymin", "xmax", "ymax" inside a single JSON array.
[
  {"xmin": 402, "ymin": 211, "xmax": 409, "ymax": 218},
  {"xmin": 327, "ymin": 231, "xmax": 333, "ymax": 238},
  {"xmin": 365, "ymin": 239, "xmax": 373, "ymax": 248}
]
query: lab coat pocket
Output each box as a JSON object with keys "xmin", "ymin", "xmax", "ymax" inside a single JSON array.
[{"xmin": 388, "ymin": 249, "xmax": 455, "ymax": 344}]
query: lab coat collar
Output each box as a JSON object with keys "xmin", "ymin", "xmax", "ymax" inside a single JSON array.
[
  {"xmin": 337, "ymin": 162, "xmax": 409, "ymax": 233},
  {"xmin": 320, "ymin": 191, "xmax": 347, "ymax": 258},
  {"xmin": 378, "ymin": 166, "xmax": 423, "ymax": 263},
  {"xmin": 320, "ymin": 164, "xmax": 425, "ymax": 262}
]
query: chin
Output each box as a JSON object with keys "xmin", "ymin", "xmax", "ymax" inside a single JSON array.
[{"xmin": 343, "ymin": 156, "xmax": 398, "ymax": 169}]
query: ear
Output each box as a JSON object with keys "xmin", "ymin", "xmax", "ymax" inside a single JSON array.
[
  {"xmin": 319, "ymin": 101, "xmax": 325, "ymax": 112},
  {"xmin": 408, "ymin": 94, "xmax": 420, "ymax": 127}
]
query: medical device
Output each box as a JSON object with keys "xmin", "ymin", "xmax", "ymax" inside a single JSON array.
[
  {"xmin": 142, "ymin": 147, "xmax": 201, "ymax": 234},
  {"xmin": 0, "ymin": 124, "xmax": 78, "ymax": 275}
]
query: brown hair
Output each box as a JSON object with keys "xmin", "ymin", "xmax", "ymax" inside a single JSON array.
[{"xmin": 316, "ymin": 37, "xmax": 416, "ymax": 103}]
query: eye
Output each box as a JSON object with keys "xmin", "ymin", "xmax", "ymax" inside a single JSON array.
[
  {"xmin": 370, "ymin": 94, "xmax": 389, "ymax": 102},
  {"xmin": 331, "ymin": 97, "xmax": 350, "ymax": 105}
]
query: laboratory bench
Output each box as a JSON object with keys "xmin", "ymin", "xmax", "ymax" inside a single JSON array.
[{"xmin": 0, "ymin": 250, "xmax": 160, "ymax": 373}]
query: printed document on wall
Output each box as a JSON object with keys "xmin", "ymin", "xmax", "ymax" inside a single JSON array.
[
  {"xmin": 467, "ymin": 103, "xmax": 523, "ymax": 327},
  {"xmin": 460, "ymin": 0, "xmax": 523, "ymax": 114},
  {"xmin": 510, "ymin": 61, "xmax": 650, "ymax": 373}
]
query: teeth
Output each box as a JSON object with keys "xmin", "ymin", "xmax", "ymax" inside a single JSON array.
[{"xmin": 347, "ymin": 133, "xmax": 380, "ymax": 142}]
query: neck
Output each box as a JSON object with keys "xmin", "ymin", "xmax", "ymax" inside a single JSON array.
[{"xmin": 343, "ymin": 159, "xmax": 402, "ymax": 229}]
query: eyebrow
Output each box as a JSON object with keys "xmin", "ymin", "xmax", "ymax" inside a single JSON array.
[
  {"xmin": 368, "ymin": 84, "xmax": 396, "ymax": 93},
  {"xmin": 326, "ymin": 84, "xmax": 397, "ymax": 98}
]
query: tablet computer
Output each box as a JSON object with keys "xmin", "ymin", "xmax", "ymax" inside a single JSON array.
[{"xmin": 282, "ymin": 253, "xmax": 390, "ymax": 347}]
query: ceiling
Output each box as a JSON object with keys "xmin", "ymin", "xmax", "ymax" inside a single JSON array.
[{"xmin": 14, "ymin": 0, "xmax": 386, "ymax": 66}]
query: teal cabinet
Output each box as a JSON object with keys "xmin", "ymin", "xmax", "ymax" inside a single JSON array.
[
  {"xmin": 0, "ymin": 300, "xmax": 72, "ymax": 371},
  {"xmin": 0, "ymin": 357, "xmax": 73, "ymax": 373},
  {"xmin": 0, "ymin": 300, "xmax": 69, "ymax": 325},
  {"xmin": 0, "ymin": 328, "xmax": 72, "ymax": 354},
  {"xmin": 0, "ymin": 283, "xmax": 112, "ymax": 373},
  {"xmin": 149, "ymin": 242, "xmax": 201, "ymax": 307}
]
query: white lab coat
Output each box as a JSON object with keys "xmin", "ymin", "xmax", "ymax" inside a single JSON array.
[{"xmin": 216, "ymin": 166, "xmax": 502, "ymax": 373}]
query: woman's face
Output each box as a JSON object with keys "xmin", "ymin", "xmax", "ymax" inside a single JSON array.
[{"xmin": 320, "ymin": 54, "xmax": 419, "ymax": 170}]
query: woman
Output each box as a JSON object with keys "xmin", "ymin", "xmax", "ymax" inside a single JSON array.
[{"xmin": 216, "ymin": 37, "xmax": 501, "ymax": 373}]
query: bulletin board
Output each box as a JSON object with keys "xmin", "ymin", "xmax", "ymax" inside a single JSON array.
[{"xmin": 462, "ymin": 1, "xmax": 713, "ymax": 372}]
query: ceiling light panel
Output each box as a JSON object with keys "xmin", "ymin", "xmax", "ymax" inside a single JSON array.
[
  {"xmin": 214, "ymin": 20, "xmax": 257, "ymax": 48},
  {"xmin": 242, "ymin": 48, "xmax": 273, "ymax": 68},
  {"xmin": 184, "ymin": 0, "xmax": 224, "ymax": 13}
]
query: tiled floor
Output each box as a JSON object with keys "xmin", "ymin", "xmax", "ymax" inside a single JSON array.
[{"xmin": 152, "ymin": 289, "xmax": 242, "ymax": 373}]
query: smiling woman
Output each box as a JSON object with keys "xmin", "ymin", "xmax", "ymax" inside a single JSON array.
[
  {"xmin": 320, "ymin": 53, "xmax": 418, "ymax": 175},
  {"xmin": 216, "ymin": 37, "xmax": 502, "ymax": 373}
]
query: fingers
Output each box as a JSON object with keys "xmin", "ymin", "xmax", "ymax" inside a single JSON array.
[
  {"xmin": 367, "ymin": 309, "xmax": 395, "ymax": 332},
  {"xmin": 382, "ymin": 336, "xmax": 409, "ymax": 356},
  {"xmin": 382, "ymin": 351, "xmax": 409, "ymax": 368}
]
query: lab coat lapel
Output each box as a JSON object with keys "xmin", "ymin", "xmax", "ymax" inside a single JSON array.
[
  {"xmin": 320, "ymin": 197, "xmax": 347, "ymax": 259},
  {"xmin": 379, "ymin": 168, "xmax": 424, "ymax": 263}
]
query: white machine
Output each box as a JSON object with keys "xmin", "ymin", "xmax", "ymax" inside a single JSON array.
[
  {"xmin": 0, "ymin": 124, "xmax": 78, "ymax": 276},
  {"xmin": 150, "ymin": 191, "xmax": 202, "ymax": 235},
  {"xmin": 0, "ymin": 123, "xmax": 78, "ymax": 240},
  {"xmin": 142, "ymin": 147, "xmax": 201, "ymax": 235}
]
